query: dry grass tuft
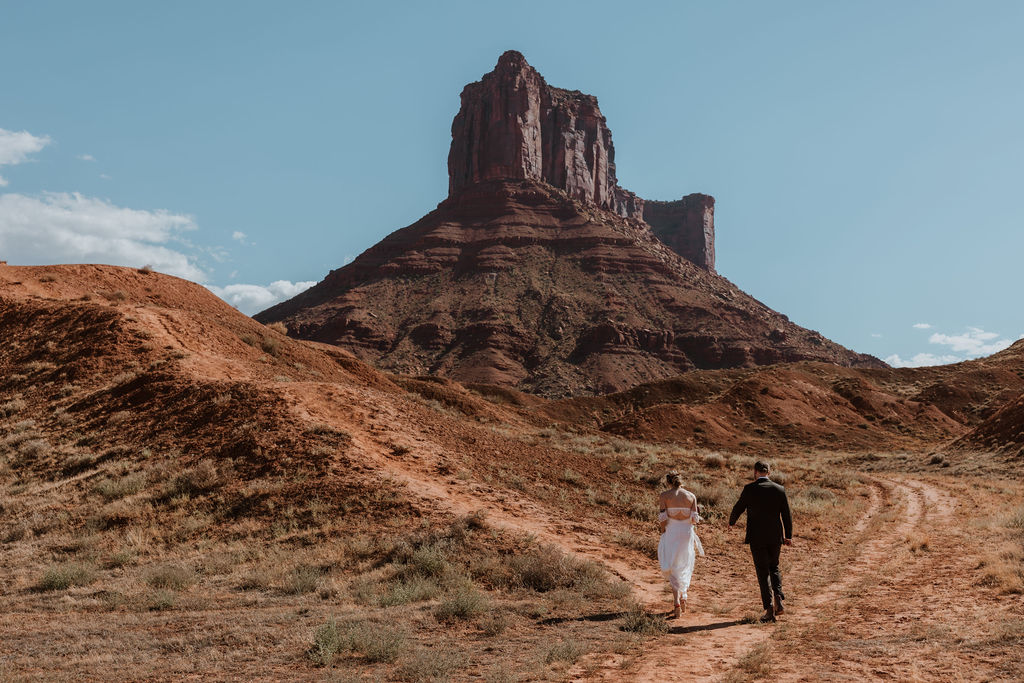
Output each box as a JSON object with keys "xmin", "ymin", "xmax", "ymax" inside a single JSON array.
[
  {"xmin": 38, "ymin": 563, "xmax": 96, "ymax": 591},
  {"xmin": 620, "ymin": 603, "xmax": 668, "ymax": 634},
  {"xmin": 434, "ymin": 582, "xmax": 490, "ymax": 623},
  {"xmin": 145, "ymin": 563, "xmax": 195, "ymax": 590}
]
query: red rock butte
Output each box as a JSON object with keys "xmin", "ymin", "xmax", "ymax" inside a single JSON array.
[{"xmin": 257, "ymin": 51, "xmax": 884, "ymax": 396}]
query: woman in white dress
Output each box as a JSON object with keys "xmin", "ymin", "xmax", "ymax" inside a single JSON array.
[{"xmin": 658, "ymin": 471, "xmax": 704, "ymax": 618}]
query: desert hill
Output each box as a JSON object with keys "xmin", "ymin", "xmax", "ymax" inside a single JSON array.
[
  {"xmin": 257, "ymin": 51, "xmax": 883, "ymax": 397},
  {"xmin": 2, "ymin": 263, "xmax": 1023, "ymax": 680}
]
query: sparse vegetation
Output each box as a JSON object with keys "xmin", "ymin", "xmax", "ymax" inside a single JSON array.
[
  {"xmin": 38, "ymin": 563, "xmax": 95, "ymax": 591},
  {"xmin": 145, "ymin": 564, "xmax": 195, "ymax": 590},
  {"xmin": 620, "ymin": 603, "xmax": 668, "ymax": 634}
]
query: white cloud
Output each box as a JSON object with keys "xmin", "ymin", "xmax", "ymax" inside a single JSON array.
[
  {"xmin": 77, "ymin": 154, "xmax": 95, "ymax": 162},
  {"xmin": 231, "ymin": 230, "xmax": 248, "ymax": 243},
  {"xmin": 886, "ymin": 326, "xmax": 1020, "ymax": 368},
  {"xmin": 0, "ymin": 127, "xmax": 51, "ymax": 186},
  {"xmin": 912, "ymin": 323, "xmax": 932, "ymax": 329},
  {"xmin": 0, "ymin": 128, "xmax": 51, "ymax": 166},
  {"xmin": 885, "ymin": 352, "xmax": 962, "ymax": 368},
  {"xmin": 100, "ymin": 173, "xmax": 111, "ymax": 180},
  {"xmin": 871, "ymin": 333, "xmax": 882, "ymax": 338},
  {"xmin": 0, "ymin": 191, "xmax": 205, "ymax": 281},
  {"xmin": 207, "ymin": 279, "xmax": 316, "ymax": 316},
  {"xmin": 928, "ymin": 327, "xmax": 1011, "ymax": 356}
]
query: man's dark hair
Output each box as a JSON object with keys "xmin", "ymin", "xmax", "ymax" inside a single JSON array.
[{"xmin": 754, "ymin": 461, "xmax": 770, "ymax": 473}]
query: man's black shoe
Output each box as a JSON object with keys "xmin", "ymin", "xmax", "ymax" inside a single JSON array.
[{"xmin": 759, "ymin": 609, "xmax": 776, "ymax": 623}]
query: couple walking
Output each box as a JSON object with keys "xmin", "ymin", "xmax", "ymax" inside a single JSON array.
[{"xmin": 657, "ymin": 460, "xmax": 793, "ymax": 622}]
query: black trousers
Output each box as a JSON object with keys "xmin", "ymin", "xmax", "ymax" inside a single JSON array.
[{"xmin": 750, "ymin": 543, "xmax": 784, "ymax": 610}]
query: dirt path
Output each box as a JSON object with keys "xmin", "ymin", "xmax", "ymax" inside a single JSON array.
[{"xmin": 274, "ymin": 385, "xmax": 1015, "ymax": 681}]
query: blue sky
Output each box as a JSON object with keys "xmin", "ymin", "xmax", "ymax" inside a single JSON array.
[{"xmin": 1, "ymin": 1, "xmax": 1022, "ymax": 366}]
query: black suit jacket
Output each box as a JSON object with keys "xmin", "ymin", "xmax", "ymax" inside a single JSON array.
[{"xmin": 729, "ymin": 477, "xmax": 793, "ymax": 546}]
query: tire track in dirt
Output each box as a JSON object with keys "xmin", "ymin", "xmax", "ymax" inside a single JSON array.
[{"xmin": 767, "ymin": 475, "xmax": 968, "ymax": 682}]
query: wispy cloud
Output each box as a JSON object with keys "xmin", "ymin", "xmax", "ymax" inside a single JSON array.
[
  {"xmin": 231, "ymin": 230, "xmax": 248, "ymax": 244},
  {"xmin": 0, "ymin": 127, "xmax": 51, "ymax": 186},
  {"xmin": 77, "ymin": 154, "xmax": 96, "ymax": 162},
  {"xmin": 886, "ymin": 326, "xmax": 1018, "ymax": 367},
  {"xmin": 207, "ymin": 280, "xmax": 316, "ymax": 316},
  {"xmin": 0, "ymin": 191, "xmax": 205, "ymax": 281},
  {"xmin": 928, "ymin": 327, "xmax": 1012, "ymax": 357},
  {"xmin": 912, "ymin": 323, "xmax": 932, "ymax": 329},
  {"xmin": 885, "ymin": 352, "xmax": 962, "ymax": 368}
]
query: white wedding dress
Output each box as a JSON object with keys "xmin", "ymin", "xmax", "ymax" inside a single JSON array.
[{"xmin": 658, "ymin": 507, "xmax": 705, "ymax": 599}]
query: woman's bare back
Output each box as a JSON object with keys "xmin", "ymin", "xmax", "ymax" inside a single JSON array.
[{"xmin": 660, "ymin": 488, "xmax": 697, "ymax": 520}]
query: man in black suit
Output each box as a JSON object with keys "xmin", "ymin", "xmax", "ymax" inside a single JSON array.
[{"xmin": 729, "ymin": 460, "xmax": 793, "ymax": 622}]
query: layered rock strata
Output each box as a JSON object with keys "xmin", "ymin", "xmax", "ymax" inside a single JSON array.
[
  {"xmin": 257, "ymin": 52, "xmax": 886, "ymax": 396},
  {"xmin": 448, "ymin": 50, "xmax": 643, "ymax": 220}
]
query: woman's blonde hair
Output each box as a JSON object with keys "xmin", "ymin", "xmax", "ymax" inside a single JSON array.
[{"xmin": 665, "ymin": 471, "xmax": 683, "ymax": 488}]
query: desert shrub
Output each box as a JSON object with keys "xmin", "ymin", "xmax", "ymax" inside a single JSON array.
[
  {"xmin": 305, "ymin": 423, "xmax": 349, "ymax": 438},
  {"xmin": 1008, "ymin": 507, "xmax": 1024, "ymax": 530},
  {"xmin": 620, "ymin": 603, "xmax": 668, "ymax": 634},
  {"xmin": 145, "ymin": 564, "xmax": 195, "ymax": 590},
  {"xmin": 38, "ymin": 563, "xmax": 95, "ymax": 591},
  {"xmin": 478, "ymin": 611, "xmax": 510, "ymax": 637},
  {"xmin": 689, "ymin": 482, "xmax": 735, "ymax": 519},
  {"xmin": 310, "ymin": 619, "xmax": 344, "ymax": 666},
  {"xmin": 238, "ymin": 568, "xmax": 277, "ymax": 591},
  {"xmin": 260, "ymin": 336, "xmax": 281, "ymax": 357},
  {"xmin": 702, "ymin": 452, "xmax": 726, "ymax": 469},
  {"xmin": 543, "ymin": 639, "xmax": 586, "ymax": 665},
  {"xmin": 395, "ymin": 646, "xmax": 466, "ymax": 682},
  {"xmin": 612, "ymin": 531, "xmax": 658, "ymax": 559},
  {"xmin": 380, "ymin": 575, "xmax": 441, "ymax": 606},
  {"xmin": 94, "ymin": 473, "xmax": 146, "ymax": 501},
  {"xmin": 288, "ymin": 565, "xmax": 323, "ymax": 595},
  {"xmin": 404, "ymin": 543, "xmax": 453, "ymax": 579},
  {"xmin": 148, "ymin": 590, "xmax": 176, "ymax": 611},
  {"xmin": 99, "ymin": 290, "xmax": 128, "ymax": 302},
  {"xmin": 560, "ymin": 469, "xmax": 584, "ymax": 486},
  {"xmin": 12, "ymin": 419, "xmax": 35, "ymax": 432},
  {"xmin": 434, "ymin": 584, "xmax": 489, "ymax": 623},
  {"xmin": 818, "ymin": 471, "xmax": 858, "ymax": 490},
  {"xmin": 266, "ymin": 321, "xmax": 288, "ymax": 335},
  {"xmin": 309, "ymin": 619, "xmax": 407, "ymax": 665},
  {"xmin": 18, "ymin": 438, "xmax": 50, "ymax": 459},
  {"xmin": 163, "ymin": 461, "xmax": 219, "ymax": 498},
  {"xmin": 1, "ymin": 398, "xmax": 27, "ymax": 416},
  {"xmin": 138, "ymin": 264, "xmax": 154, "ymax": 274},
  {"xmin": 239, "ymin": 334, "xmax": 258, "ymax": 347},
  {"xmin": 506, "ymin": 544, "xmax": 621, "ymax": 597},
  {"xmin": 344, "ymin": 620, "xmax": 407, "ymax": 663},
  {"xmin": 107, "ymin": 550, "xmax": 137, "ymax": 568},
  {"xmin": 627, "ymin": 499, "xmax": 658, "ymax": 521},
  {"xmin": 62, "ymin": 452, "xmax": 97, "ymax": 476},
  {"xmin": 3, "ymin": 522, "xmax": 30, "ymax": 544}
]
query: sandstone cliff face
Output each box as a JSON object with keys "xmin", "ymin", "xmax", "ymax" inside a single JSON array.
[
  {"xmin": 643, "ymin": 195, "xmax": 716, "ymax": 272},
  {"xmin": 448, "ymin": 51, "xmax": 643, "ymax": 220},
  {"xmin": 257, "ymin": 52, "xmax": 887, "ymax": 397}
]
